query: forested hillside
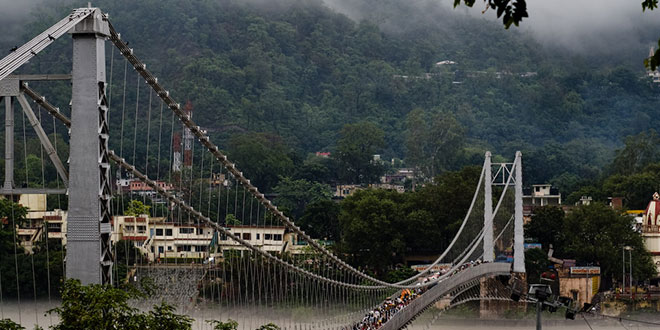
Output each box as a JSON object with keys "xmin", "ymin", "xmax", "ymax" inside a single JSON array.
[{"xmin": 4, "ymin": 0, "xmax": 660, "ymax": 195}]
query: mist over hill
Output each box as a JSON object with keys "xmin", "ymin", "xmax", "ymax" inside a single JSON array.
[{"xmin": 3, "ymin": 0, "xmax": 660, "ymax": 193}]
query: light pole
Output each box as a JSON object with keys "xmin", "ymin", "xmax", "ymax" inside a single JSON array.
[
  {"xmin": 624, "ymin": 246, "xmax": 633, "ymax": 297},
  {"xmin": 622, "ymin": 246, "xmax": 626, "ymax": 295}
]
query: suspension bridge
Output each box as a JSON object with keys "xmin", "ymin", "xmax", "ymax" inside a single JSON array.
[{"xmin": 0, "ymin": 6, "xmax": 528, "ymax": 329}]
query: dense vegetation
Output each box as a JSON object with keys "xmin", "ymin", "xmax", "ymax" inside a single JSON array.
[{"xmin": 2, "ymin": 0, "xmax": 660, "ymax": 198}]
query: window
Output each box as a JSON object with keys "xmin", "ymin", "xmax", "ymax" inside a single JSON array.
[
  {"xmin": 220, "ymin": 233, "xmax": 227, "ymax": 241},
  {"xmin": 273, "ymin": 234, "xmax": 282, "ymax": 241},
  {"xmin": 137, "ymin": 226, "xmax": 146, "ymax": 233},
  {"xmin": 177, "ymin": 245, "xmax": 192, "ymax": 252},
  {"xmin": 151, "ymin": 246, "xmax": 154, "ymax": 253},
  {"xmin": 179, "ymin": 228, "xmax": 194, "ymax": 234},
  {"xmin": 165, "ymin": 229, "xmax": 173, "ymax": 236},
  {"xmin": 156, "ymin": 228, "xmax": 163, "ymax": 236},
  {"xmin": 535, "ymin": 187, "xmax": 540, "ymax": 192},
  {"xmin": 256, "ymin": 233, "xmax": 260, "ymax": 240},
  {"xmin": 167, "ymin": 246, "xmax": 172, "ymax": 251},
  {"xmin": 47, "ymin": 223, "xmax": 61, "ymax": 233},
  {"xmin": 264, "ymin": 234, "xmax": 272, "ymax": 240},
  {"xmin": 243, "ymin": 233, "xmax": 251, "ymax": 240},
  {"xmin": 195, "ymin": 245, "xmax": 208, "ymax": 252},
  {"xmin": 125, "ymin": 225, "xmax": 134, "ymax": 232},
  {"xmin": 197, "ymin": 228, "xmax": 204, "ymax": 235},
  {"xmin": 158, "ymin": 246, "xmax": 164, "ymax": 253}
]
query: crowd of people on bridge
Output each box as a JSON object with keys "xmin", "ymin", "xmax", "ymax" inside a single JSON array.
[
  {"xmin": 352, "ymin": 288, "xmax": 423, "ymax": 330},
  {"xmin": 352, "ymin": 260, "xmax": 488, "ymax": 330}
]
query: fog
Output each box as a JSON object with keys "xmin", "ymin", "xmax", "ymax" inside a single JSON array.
[
  {"xmin": 0, "ymin": 0, "xmax": 43, "ymax": 44},
  {"xmin": 322, "ymin": 0, "xmax": 660, "ymax": 62}
]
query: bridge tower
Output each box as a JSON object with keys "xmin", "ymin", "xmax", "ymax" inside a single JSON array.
[
  {"xmin": 65, "ymin": 8, "xmax": 113, "ymax": 285},
  {"xmin": 484, "ymin": 151, "xmax": 525, "ymax": 273},
  {"xmin": 483, "ymin": 152, "xmax": 494, "ymax": 262}
]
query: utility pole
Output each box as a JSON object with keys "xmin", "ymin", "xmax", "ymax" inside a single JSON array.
[
  {"xmin": 536, "ymin": 300, "xmax": 542, "ymax": 330},
  {"xmin": 626, "ymin": 246, "xmax": 633, "ymax": 298}
]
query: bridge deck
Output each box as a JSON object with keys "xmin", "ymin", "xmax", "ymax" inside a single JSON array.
[{"xmin": 379, "ymin": 262, "xmax": 512, "ymax": 330}]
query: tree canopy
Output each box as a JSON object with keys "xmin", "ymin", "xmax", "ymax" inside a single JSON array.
[{"xmin": 525, "ymin": 204, "xmax": 657, "ymax": 284}]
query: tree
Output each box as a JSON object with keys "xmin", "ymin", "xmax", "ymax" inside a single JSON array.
[
  {"xmin": 603, "ymin": 172, "xmax": 660, "ymax": 210},
  {"xmin": 299, "ymin": 200, "xmax": 341, "ymax": 241},
  {"xmin": 404, "ymin": 108, "xmax": 427, "ymax": 175},
  {"xmin": 48, "ymin": 279, "xmax": 192, "ymax": 330},
  {"xmin": 408, "ymin": 166, "xmax": 483, "ymax": 253},
  {"xmin": 207, "ymin": 319, "xmax": 238, "ymax": 330},
  {"xmin": 125, "ymin": 200, "xmax": 151, "ymax": 216},
  {"xmin": 273, "ymin": 177, "xmax": 332, "ymax": 219},
  {"xmin": 561, "ymin": 203, "xmax": 656, "ymax": 284},
  {"xmin": 334, "ymin": 122, "xmax": 385, "ymax": 184},
  {"xmin": 610, "ymin": 130, "xmax": 660, "ymax": 175},
  {"xmin": 225, "ymin": 214, "xmax": 241, "ymax": 226},
  {"xmin": 525, "ymin": 247, "xmax": 551, "ymax": 285},
  {"xmin": 227, "ymin": 133, "xmax": 294, "ymax": 193},
  {"xmin": 146, "ymin": 302, "xmax": 194, "ymax": 330},
  {"xmin": 338, "ymin": 189, "xmax": 408, "ymax": 274},
  {"xmin": 405, "ymin": 110, "xmax": 465, "ymax": 179},
  {"xmin": 427, "ymin": 111, "xmax": 465, "ymax": 177},
  {"xmin": 293, "ymin": 156, "xmax": 338, "ymax": 184},
  {"xmin": 524, "ymin": 206, "xmax": 565, "ymax": 251},
  {"xmin": 0, "ymin": 319, "xmax": 24, "ymax": 330}
]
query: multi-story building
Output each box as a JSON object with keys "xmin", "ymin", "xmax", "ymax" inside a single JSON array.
[
  {"xmin": 112, "ymin": 215, "xmax": 300, "ymax": 262},
  {"xmin": 13, "ymin": 194, "xmax": 67, "ymax": 252}
]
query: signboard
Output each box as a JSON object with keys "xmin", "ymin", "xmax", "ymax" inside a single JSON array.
[
  {"xmin": 592, "ymin": 276, "xmax": 600, "ymax": 295},
  {"xmin": 570, "ymin": 266, "xmax": 600, "ymax": 275},
  {"xmin": 524, "ymin": 243, "xmax": 542, "ymax": 250}
]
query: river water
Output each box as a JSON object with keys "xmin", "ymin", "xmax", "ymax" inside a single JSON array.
[{"xmin": 1, "ymin": 300, "xmax": 659, "ymax": 330}]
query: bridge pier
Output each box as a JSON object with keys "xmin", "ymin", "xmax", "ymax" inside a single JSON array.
[{"xmin": 479, "ymin": 276, "xmax": 527, "ymax": 318}]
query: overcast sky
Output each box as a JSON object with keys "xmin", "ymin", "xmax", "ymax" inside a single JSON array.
[
  {"xmin": 3, "ymin": 0, "xmax": 660, "ymax": 57},
  {"xmin": 506, "ymin": 0, "xmax": 660, "ymax": 54}
]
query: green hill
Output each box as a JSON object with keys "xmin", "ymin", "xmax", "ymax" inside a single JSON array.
[{"xmin": 4, "ymin": 0, "xmax": 660, "ymax": 194}]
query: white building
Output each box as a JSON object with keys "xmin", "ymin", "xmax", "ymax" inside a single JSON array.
[
  {"xmin": 112, "ymin": 215, "xmax": 301, "ymax": 262},
  {"xmin": 523, "ymin": 184, "xmax": 561, "ymax": 207}
]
